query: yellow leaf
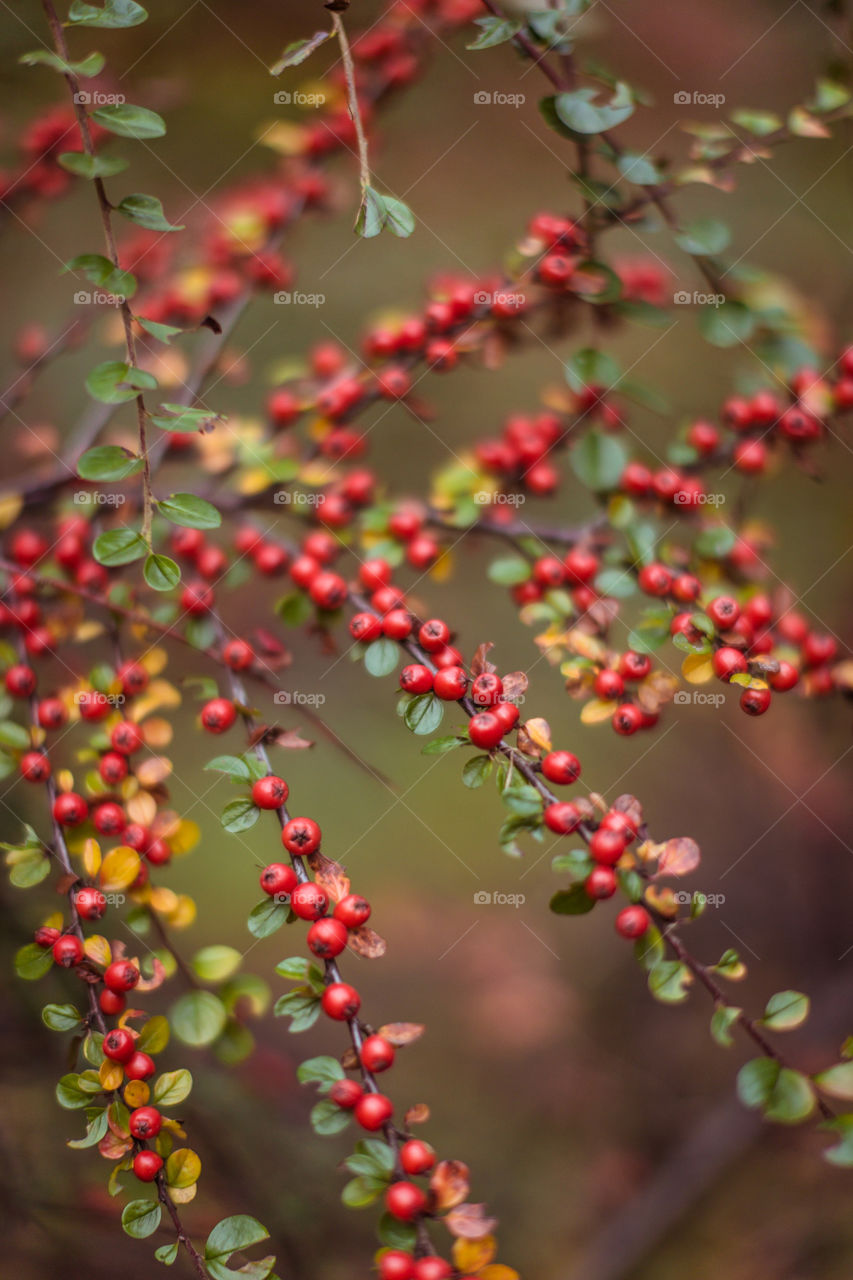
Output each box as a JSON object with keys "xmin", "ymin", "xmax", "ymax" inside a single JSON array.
[
  {"xmin": 165, "ymin": 1147, "xmax": 202, "ymax": 1189},
  {"xmin": 141, "ymin": 647, "xmax": 169, "ymax": 677},
  {"xmin": 140, "ymin": 716, "xmax": 173, "ymax": 748},
  {"xmin": 123, "ymin": 1080, "xmax": 150, "ymax": 1108},
  {"xmin": 166, "ymin": 894, "xmax": 197, "ymax": 928},
  {"xmin": 99, "ymin": 846, "xmax": 141, "ymax": 893},
  {"xmin": 518, "ymin": 717, "xmax": 551, "ymax": 754},
  {"xmin": 74, "ymin": 621, "xmax": 105, "ymax": 643},
  {"xmin": 169, "ymin": 820, "xmax": 200, "ymax": 856},
  {"xmin": 56, "ymin": 769, "xmax": 75, "ymax": 794},
  {"xmin": 126, "ymin": 791, "xmax": 157, "ymax": 826},
  {"xmin": 480, "ymin": 1267, "xmax": 521, "ymax": 1280},
  {"xmin": 131, "ymin": 678, "xmax": 181, "ymax": 721},
  {"xmin": 260, "ymin": 120, "xmax": 309, "ymax": 155},
  {"xmin": 430, "ymin": 548, "xmax": 454, "ymax": 583},
  {"xmin": 0, "ymin": 492, "xmax": 24, "ymax": 529},
  {"xmin": 84, "ymin": 934, "xmax": 111, "ymax": 967},
  {"xmin": 681, "ymin": 653, "xmax": 714, "ymax": 685},
  {"xmin": 167, "ymin": 1184, "xmax": 198, "ymax": 1205},
  {"xmin": 149, "ymin": 886, "xmax": 179, "ymax": 916},
  {"xmin": 43, "ymin": 911, "xmax": 64, "ymax": 931},
  {"xmin": 581, "ymin": 698, "xmax": 617, "ymax": 725},
  {"xmin": 453, "ymin": 1236, "xmax": 496, "ymax": 1272},
  {"xmin": 99, "ymin": 1059, "xmax": 124, "ymax": 1091},
  {"xmin": 82, "ymin": 838, "xmax": 102, "ymax": 878}
]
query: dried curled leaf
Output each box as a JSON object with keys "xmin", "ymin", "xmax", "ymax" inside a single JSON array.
[
  {"xmin": 470, "ymin": 642, "xmax": 496, "ymax": 676},
  {"xmin": 658, "ymin": 836, "xmax": 701, "ymax": 877},
  {"xmin": 500, "ymin": 671, "xmax": 528, "ymax": 702},
  {"xmin": 307, "ymin": 851, "xmax": 350, "ymax": 903},
  {"xmin": 445, "ymin": 1202, "xmax": 498, "ymax": 1240},
  {"xmin": 516, "ymin": 717, "xmax": 551, "ymax": 757},
  {"xmin": 135, "ymin": 956, "xmax": 168, "ymax": 993},
  {"xmin": 612, "ymin": 794, "xmax": 644, "ymax": 829},
  {"xmin": 430, "ymin": 1159, "xmax": 470, "ymax": 1210},
  {"xmin": 405, "ymin": 1102, "xmax": 430, "ymax": 1126},
  {"xmin": 378, "ymin": 1022, "xmax": 425, "ymax": 1046},
  {"xmin": 347, "ymin": 925, "xmax": 387, "ymax": 959}
]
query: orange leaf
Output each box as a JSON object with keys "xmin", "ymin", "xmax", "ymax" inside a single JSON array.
[
  {"xmin": 430, "ymin": 1160, "xmax": 470, "ymax": 1210},
  {"xmin": 453, "ymin": 1235, "xmax": 496, "ymax": 1272},
  {"xmin": 405, "ymin": 1102, "xmax": 430, "ymax": 1126},
  {"xmin": 307, "ymin": 851, "xmax": 350, "ymax": 902},
  {"xmin": 378, "ymin": 1022, "xmax": 425, "ymax": 1047},
  {"xmin": 658, "ymin": 836, "xmax": 701, "ymax": 877}
]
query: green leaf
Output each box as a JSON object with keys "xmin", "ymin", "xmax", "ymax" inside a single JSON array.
[
  {"xmin": 810, "ymin": 77, "xmax": 851, "ymax": 112},
  {"xmin": 276, "ymin": 592, "xmax": 313, "ymax": 626},
  {"xmin": 78, "ymin": 445, "xmax": 143, "ymax": 482},
  {"xmin": 737, "ymin": 1058, "xmax": 816, "ymax": 1124},
  {"xmin": 382, "ymin": 195, "xmax": 415, "ymax": 238},
  {"xmin": 310, "ymin": 1098, "xmax": 351, "ymax": 1135},
  {"xmin": 122, "ymin": 1199, "xmax": 162, "ymax": 1239},
  {"xmin": 648, "ymin": 959, "xmax": 691, "ymax": 1003},
  {"xmin": 136, "ymin": 317, "xmax": 184, "ymax": 344},
  {"xmin": 551, "ymin": 848, "xmax": 593, "ymax": 882},
  {"xmin": 221, "ymin": 798, "xmax": 260, "ymax": 834},
  {"xmin": 8, "ymin": 847, "xmax": 51, "ymax": 887},
  {"xmin": 570, "ymin": 430, "xmax": 627, "ymax": 491},
  {"xmin": 149, "ymin": 403, "xmax": 221, "ymax": 433},
  {"xmin": 0, "ymin": 722, "xmax": 31, "ymax": 750},
  {"xmin": 466, "ymin": 16, "xmax": 522, "ymax": 48},
  {"xmin": 274, "ymin": 989, "xmax": 321, "ymax": 1033},
  {"xmin": 730, "ymin": 108, "xmax": 781, "ymax": 136},
  {"xmin": 675, "ymin": 218, "xmax": 731, "ymax": 256},
  {"xmin": 462, "ymin": 753, "xmax": 493, "ymax": 788},
  {"xmin": 64, "ymin": 252, "xmax": 136, "ymax": 299},
  {"xmin": 762, "ymin": 990, "xmax": 810, "ymax": 1031},
  {"xmin": 20, "ymin": 49, "xmax": 105, "ymax": 76},
  {"xmin": 68, "ymin": 0, "xmax": 148, "ymax": 27},
  {"xmin": 144, "ymin": 553, "xmax": 180, "ymax": 592},
  {"xmin": 152, "ymin": 1068, "xmax": 193, "ymax": 1107},
  {"xmin": 363, "ymin": 639, "xmax": 399, "ymax": 677},
  {"xmin": 204, "ymin": 755, "xmax": 252, "ymax": 781},
  {"xmin": 355, "ymin": 186, "xmax": 387, "ymax": 239},
  {"xmin": 699, "ymin": 300, "xmax": 756, "ymax": 348},
  {"xmin": 86, "ymin": 360, "xmax": 156, "ymax": 404},
  {"xmin": 91, "ymin": 103, "xmax": 166, "ymax": 140},
  {"xmin": 404, "ymin": 693, "xmax": 444, "ymax": 736},
  {"xmin": 58, "ymin": 151, "xmax": 129, "ymax": 178},
  {"xmin": 421, "ymin": 735, "xmax": 465, "ymax": 756},
  {"xmin": 68, "ymin": 1107, "xmax": 110, "ymax": 1148},
  {"xmin": 42, "ymin": 1003, "xmax": 82, "ymax": 1032},
  {"xmin": 297, "ymin": 1055, "xmax": 345, "ymax": 1089},
  {"xmin": 616, "ymin": 152, "xmax": 661, "ymax": 185},
  {"xmin": 552, "ymin": 83, "xmax": 635, "ymax": 134},
  {"xmin": 821, "ymin": 1115, "xmax": 853, "ymax": 1167},
  {"xmin": 341, "ymin": 1174, "xmax": 386, "ymax": 1207},
  {"xmin": 565, "ymin": 347, "xmax": 621, "ymax": 394},
  {"xmin": 93, "ymin": 527, "xmax": 147, "ymax": 566},
  {"xmin": 157, "ymin": 492, "xmax": 221, "ymax": 530},
  {"xmin": 117, "ymin": 193, "xmax": 184, "ymax": 232},
  {"xmin": 15, "ymin": 942, "xmax": 53, "ymax": 981},
  {"xmin": 270, "ymin": 29, "xmax": 331, "ymax": 74},
  {"xmin": 377, "ymin": 1213, "xmax": 417, "ymax": 1251},
  {"xmin": 170, "ymin": 991, "xmax": 227, "ymax": 1047},
  {"xmin": 205, "ymin": 1216, "xmax": 270, "ymax": 1262},
  {"xmin": 248, "ymin": 897, "xmax": 288, "ymax": 939},
  {"xmin": 56, "ymin": 1073, "xmax": 91, "ymax": 1109},
  {"xmin": 275, "ymin": 956, "xmax": 311, "ymax": 981},
  {"xmin": 347, "ymin": 1138, "xmax": 396, "ymax": 1176},
  {"xmin": 501, "ymin": 783, "xmax": 542, "ymax": 818},
  {"xmin": 487, "ymin": 556, "xmax": 530, "ymax": 586},
  {"xmin": 155, "ymin": 1242, "xmax": 180, "ymax": 1266},
  {"xmin": 694, "ymin": 525, "xmax": 737, "ymax": 559},
  {"xmin": 814, "ymin": 1062, "xmax": 853, "ymax": 1101},
  {"xmin": 550, "ymin": 885, "xmax": 595, "ymax": 915},
  {"xmin": 191, "ymin": 945, "xmax": 242, "ymax": 983},
  {"xmin": 710, "ymin": 1004, "xmax": 742, "ymax": 1048},
  {"xmin": 136, "ymin": 1015, "xmax": 170, "ymax": 1054}
]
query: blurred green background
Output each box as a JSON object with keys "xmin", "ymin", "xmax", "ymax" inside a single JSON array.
[{"xmin": 1, "ymin": 1, "xmax": 853, "ymax": 1277}]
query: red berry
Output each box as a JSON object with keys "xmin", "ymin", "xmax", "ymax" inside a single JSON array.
[
  {"xmin": 383, "ymin": 609, "xmax": 414, "ymax": 640},
  {"xmin": 594, "ymin": 668, "xmax": 624, "ymax": 700},
  {"xmin": 470, "ymin": 673, "xmax": 503, "ymax": 707},
  {"xmin": 615, "ymin": 905, "xmax": 650, "ymax": 939},
  {"xmin": 117, "ymin": 660, "xmax": 149, "ymax": 696},
  {"xmin": 129, "ymin": 1106, "xmax": 162, "ymax": 1139},
  {"xmin": 354, "ymin": 1091, "xmax": 393, "ymax": 1130},
  {"xmin": 619, "ymin": 651, "xmax": 651, "ymax": 681},
  {"xmin": 260, "ymin": 863, "xmax": 297, "ymax": 898},
  {"xmin": 359, "ymin": 559, "xmax": 392, "ymax": 592},
  {"xmin": 533, "ymin": 556, "xmax": 566, "ymax": 589},
  {"xmin": 110, "ymin": 720, "xmax": 144, "ymax": 755},
  {"xmin": 77, "ymin": 689, "xmax": 111, "ymax": 721},
  {"xmin": 52, "ymin": 792, "xmax": 88, "ymax": 826},
  {"xmin": 740, "ymin": 686, "xmax": 771, "ymax": 716},
  {"xmin": 589, "ymin": 828, "xmax": 627, "ymax": 866},
  {"xmin": 712, "ymin": 647, "xmax": 748, "ymax": 681},
  {"xmin": 309, "ymin": 571, "xmax": 348, "ymax": 610},
  {"xmin": 334, "ymin": 894, "xmax": 371, "ymax": 929},
  {"xmin": 769, "ymin": 660, "xmax": 799, "ymax": 692},
  {"xmin": 385, "ymin": 1182, "xmax": 428, "ymax": 1222},
  {"xmin": 400, "ymin": 1139, "xmax": 435, "ymax": 1175},
  {"xmin": 93, "ymin": 802, "xmax": 125, "ymax": 836},
  {"xmin": 201, "ymin": 698, "xmax": 237, "ymax": 733},
  {"xmin": 75, "ymin": 886, "xmax": 106, "ymax": 920},
  {"xmin": 20, "ymin": 750, "xmax": 50, "ymax": 782},
  {"xmin": 379, "ymin": 1251, "xmax": 416, "ymax": 1280},
  {"xmin": 99, "ymin": 751, "xmax": 129, "ymax": 785},
  {"xmin": 707, "ymin": 595, "xmax": 741, "ymax": 630},
  {"xmin": 5, "ymin": 663, "xmax": 36, "ymax": 697},
  {"xmin": 37, "ymin": 697, "xmax": 67, "ymax": 730},
  {"xmin": 103, "ymin": 1027, "xmax": 136, "ymax": 1062},
  {"xmin": 544, "ymin": 802, "xmax": 581, "ymax": 835},
  {"xmin": 672, "ymin": 573, "xmax": 702, "ymax": 604},
  {"xmin": 52, "ymin": 935, "xmax": 84, "ymax": 968},
  {"xmin": 360, "ymin": 1034, "xmax": 395, "ymax": 1073},
  {"xmin": 34, "ymin": 925, "xmax": 60, "ymax": 948},
  {"xmin": 433, "ymin": 666, "xmax": 468, "ymax": 700},
  {"xmin": 181, "ymin": 580, "xmax": 214, "ymax": 615},
  {"xmin": 585, "ymin": 867, "xmax": 617, "ymax": 899},
  {"xmin": 400, "ymin": 664, "xmax": 434, "ymax": 695},
  {"xmin": 146, "ymin": 837, "xmax": 171, "ymax": 867},
  {"xmin": 493, "ymin": 701, "xmax": 519, "ymax": 732},
  {"xmin": 104, "ymin": 960, "xmax": 140, "ymax": 993},
  {"xmin": 125, "ymin": 1051, "xmax": 156, "ymax": 1080},
  {"xmin": 223, "ymin": 639, "xmax": 253, "ymax": 671},
  {"xmin": 291, "ymin": 882, "xmax": 329, "ymax": 921},
  {"xmin": 281, "ymin": 816, "xmax": 321, "ymax": 856},
  {"xmin": 133, "ymin": 1151, "xmax": 163, "ymax": 1182},
  {"xmin": 253, "ymin": 542, "xmax": 289, "ymax": 576},
  {"xmin": 350, "ymin": 612, "xmax": 382, "ymax": 643},
  {"xmin": 321, "ymin": 982, "xmax": 361, "ymax": 1020},
  {"xmin": 413, "ymin": 1261, "xmax": 453, "ymax": 1280},
  {"xmin": 251, "ymin": 775, "xmax": 289, "ymax": 809},
  {"xmin": 468, "ymin": 712, "xmax": 503, "ymax": 750},
  {"xmin": 612, "ymin": 704, "xmax": 643, "ymax": 736},
  {"xmin": 541, "ymin": 751, "xmax": 581, "ymax": 785},
  {"xmin": 99, "ymin": 988, "xmax": 125, "ymax": 1016},
  {"xmin": 307, "ymin": 917, "xmax": 349, "ymax": 958},
  {"xmin": 686, "ymin": 420, "xmax": 720, "ymax": 453},
  {"xmin": 418, "ymin": 619, "xmax": 451, "ymax": 652},
  {"xmin": 638, "ymin": 563, "xmax": 672, "ymax": 597},
  {"xmin": 330, "ymin": 1078, "xmax": 364, "ymax": 1109},
  {"xmin": 802, "ymin": 631, "xmax": 837, "ymax": 668}
]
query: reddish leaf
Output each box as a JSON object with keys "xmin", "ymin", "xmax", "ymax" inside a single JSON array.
[
  {"xmin": 470, "ymin": 643, "xmax": 496, "ymax": 677},
  {"xmin": 307, "ymin": 851, "xmax": 350, "ymax": 902},
  {"xmin": 405, "ymin": 1102, "xmax": 430, "ymax": 1126},
  {"xmin": 658, "ymin": 836, "xmax": 701, "ymax": 877},
  {"xmin": 347, "ymin": 925, "xmax": 386, "ymax": 959},
  {"xmin": 500, "ymin": 671, "xmax": 528, "ymax": 702},
  {"xmin": 378, "ymin": 1022, "xmax": 425, "ymax": 1046},
  {"xmin": 445, "ymin": 1202, "xmax": 498, "ymax": 1240},
  {"xmin": 430, "ymin": 1159, "xmax": 470, "ymax": 1210}
]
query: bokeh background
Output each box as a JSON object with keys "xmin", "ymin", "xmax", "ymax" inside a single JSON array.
[{"xmin": 1, "ymin": 1, "xmax": 853, "ymax": 1277}]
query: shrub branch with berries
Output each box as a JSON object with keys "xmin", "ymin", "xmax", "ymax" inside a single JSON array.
[{"xmin": 2, "ymin": 0, "xmax": 853, "ymax": 1276}]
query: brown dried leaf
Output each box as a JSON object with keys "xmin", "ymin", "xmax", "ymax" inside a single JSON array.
[
  {"xmin": 270, "ymin": 727, "xmax": 314, "ymax": 750},
  {"xmin": 657, "ymin": 836, "xmax": 701, "ymax": 878},
  {"xmin": 340, "ymin": 1047, "xmax": 359, "ymax": 1071},
  {"xmin": 500, "ymin": 671, "xmax": 528, "ymax": 702},
  {"xmin": 135, "ymin": 957, "xmax": 167, "ymax": 993},
  {"xmin": 346, "ymin": 925, "xmax": 386, "ymax": 959},
  {"xmin": 470, "ymin": 642, "xmax": 496, "ymax": 677},
  {"xmin": 445, "ymin": 1202, "xmax": 499, "ymax": 1240},
  {"xmin": 637, "ymin": 671, "xmax": 679, "ymax": 713},
  {"xmin": 378, "ymin": 1022, "xmax": 425, "ymax": 1047},
  {"xmin": 516, "ymin": 716, "xmax": 551, "ymax": 758},
  {"xmin": 307, "ymin": 850, "xmax": 350, "ymax": 902},
  {"xmin": 430, "ymin": 1159, "xmax": 470, "ymax": 1210},
  {"xmin": 405, "ymin": 1102, "xmax": 430, "ymax": 1126}
]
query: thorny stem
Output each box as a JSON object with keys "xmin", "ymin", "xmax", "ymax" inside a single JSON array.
[{"xmin": 41, "ymin": 0, "xmax": 155, "ymax": 542}]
